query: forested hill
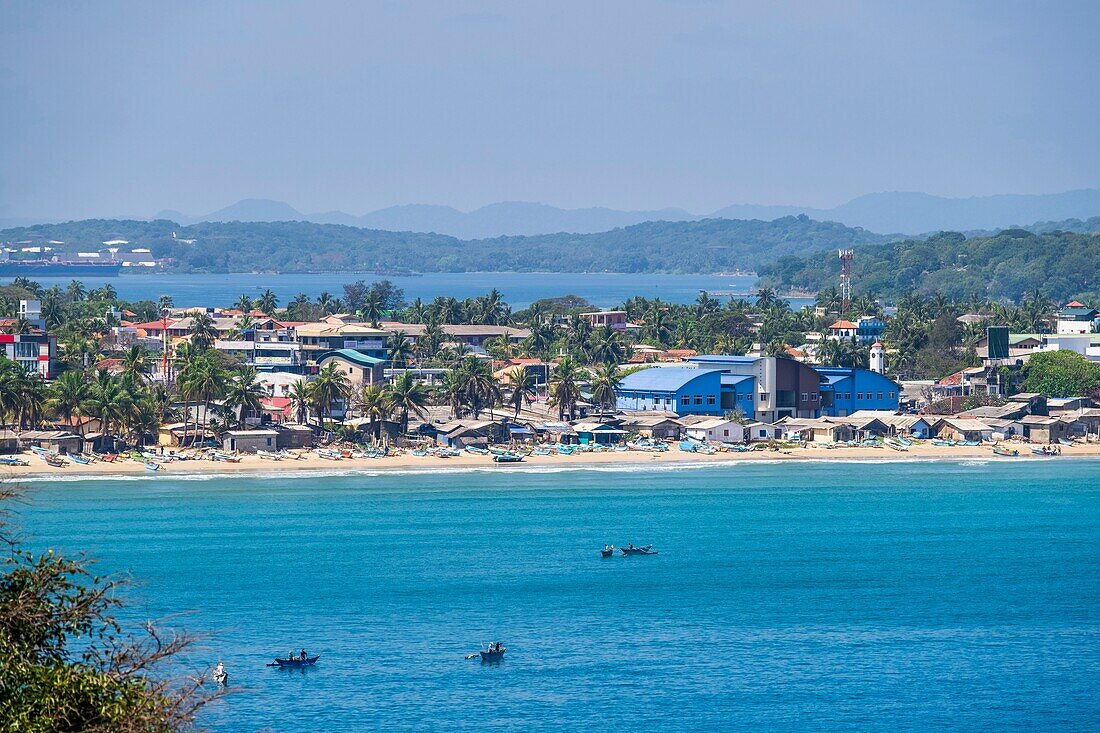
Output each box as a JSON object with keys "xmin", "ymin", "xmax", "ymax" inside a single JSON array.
[
  {"xmin": 0, "ymin": 216, "xmax": 887, "ymax": 274},
  {"xmin": 757, "ymin": 229, "xmax": 1100, "ymax": 302}
]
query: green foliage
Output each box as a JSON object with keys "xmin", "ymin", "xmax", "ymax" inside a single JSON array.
[
  {"xmin": 1, "ymin": 216, "xmax": 887, "ymax": 274},
  {"xmin": 0, "ymin": 486, "xmax": 218, "ymax": 731},
  {"xmin": 1020, "ymin": 351, "xmax": 1100, "ymax": 398},
  {"xmin": 759, "ymin": 229, "xmax": 1100, "ymax": 302}
]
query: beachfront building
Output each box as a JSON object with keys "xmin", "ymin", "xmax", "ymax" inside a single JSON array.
[
  {"xmin": 932, "ymin": 418, "xmax": 994, "ymax": 443},
  {"xmin": 317, "ymin": 349, "xmax": 385, "ymax": 387},
  {"xmin": 1056, "ymin": 301, "xmax": 1099, "ymax": 334},
  {"xmin": 687, "ymin": 355, "xmax": 821, "ymax": 423},
  {"xmin": 615, "ymin": 367, "xmax": 724, "ymax": 416},
  {"xmin": 815, "ymin": 366, "xmax": 900, "ymax": 417},
  {"xmin": 294, "ymin": 323, "xmax": 389, "ymax": 363},
  {"xmin": 682, "ymin": 417, "xmax": 744, "ymax": 444},
  {"xmin": 221, "ymin": 429, "xmax": 278, "ymax": 453}
]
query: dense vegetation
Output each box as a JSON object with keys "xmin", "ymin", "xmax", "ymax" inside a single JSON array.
[
  {"xmin": 0, "ymin": 216, "xmax": 887, "ymax": 274},
  {"xmin": 758, "ymin": 230, "xmax": 1100, "ymax": 302},
  {"xmin": 1, "ymin": 484, "xmax": 219, "ymax": 731}
]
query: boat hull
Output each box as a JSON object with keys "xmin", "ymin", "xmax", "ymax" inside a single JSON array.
[
  {"xmin": 270, "ymin": 655, "xmax": 319, "ymax": 668},
  {"xmin": 479, "ymin": 650, "xmax": 505, "ymax": 662}
]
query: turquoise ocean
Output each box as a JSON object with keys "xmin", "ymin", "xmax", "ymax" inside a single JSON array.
[{"xmin": 17, "ymin": 459, "xmax": 1100, "ymax": 731}]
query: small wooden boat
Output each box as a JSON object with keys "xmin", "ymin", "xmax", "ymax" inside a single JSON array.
[
  {"xmin": 493, "ymin": 453, "xmax": 524, "ymax": 463},
  {"xmin": 1058, "ymin": 438, "xmax": 1073, "ymax": 447},
  {"xmin": 992, "ymin": 446, "xmax": 1018, "ymax": 457},
  {"xmin": 600, "ymin": 545, "xmax": 615, "ymax": 558},
  {"xmin": 479, "ymin": 645, "xmax": 505, "ymax": 662},
  {"xmin": 931, "ymin": 439, "xmax": 954, "ymax": 447},
  {"xmin": 256, "ymin": 449, "xmax": 283, "ymax": 461},
  {"xmin": 411, "ymin": 449, "xmax": 428, "ymax": 457},
  {"xmin": 144, "ymin": 461, "xmax": 161, "ymax": 472},
  {"xmin": 267, "ymin": 655, "xmax": 320, "ymax": 668},
  {"xmin": 44, "ymin": 455, "xmax": 67, "ymax": 468},
  {"xmin": 211, "ymin": 452, "xmax": 241, "ymax": 463},
  {"xmin": 621, "ymin": 544, "xmax": 658, "ymax": 556},
  {"xmin": 677, "ymin": 440, "xmax": 697, "ymax": 452},
  {"xmin": 0, "ymin": 455, "xmax": 29, "ymax": 466},
  {"xmin": 69, "ymin": 454, "xmax": 92, "ymax": 465}
]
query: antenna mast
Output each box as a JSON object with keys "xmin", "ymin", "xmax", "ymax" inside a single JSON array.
[{"xmin": 838, "ymin": 249, "xmax": 854, "ymax": 312}]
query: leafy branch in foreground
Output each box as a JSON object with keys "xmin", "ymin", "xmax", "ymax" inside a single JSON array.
[{"xmin": 0, "ymin": 485, "xmax": 222, "ymax": 732}]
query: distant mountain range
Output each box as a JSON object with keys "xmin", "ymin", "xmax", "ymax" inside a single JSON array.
[{"xmin": 141, "ymin": 189, "xmax": 1100, "ymax": 238}]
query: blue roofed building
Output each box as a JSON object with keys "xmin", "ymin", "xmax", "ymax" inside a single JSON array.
[
  {"xmin": 815, "ymin": 366, "xmax": 900, "ymax": 417},
  {"xmin": 615, "ymin": 367, "xmax": 724, "ymax": 416}
]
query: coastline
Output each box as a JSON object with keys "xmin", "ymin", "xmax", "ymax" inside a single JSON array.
[{"xmin": 7, "ymin": 442, "xmax": 1099, "ymax": 479}]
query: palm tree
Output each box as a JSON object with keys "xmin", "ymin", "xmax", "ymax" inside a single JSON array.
[
  {"xmin": 120, "ymin": 344, "xmax": 152, "ymax": 384},
  {"xmin": 405, "ymin": 297, "xmax": 427, "ymax": 324},
  {"xmin": 438, "ymin": 369, "xmax": 467, "ymax": 419},
  {"xmin": 256, "ymin": 289, "xmax": 278, "ymax": 315},
  {"xmin": 234, "ymin": 294, "xmax": 253, "ymax": 312},
  {"xmin": 310, "ymin": 363, "xmax": 351, "ymax": 427},
  {"xmin": 16, "ymin": 373, "xmax": 48, "ymax": 430},
  {"xmin": 504, "ymin": 368, "xmax": 537, "ymax": 418},
  {"xmin": 177, "ymin": 354, "xmax": 227, "ymax": 443},
  {"xmin": 755, "ymin": 287, "xmax": 780, "ymax": 310},
  {"xmin": 47, "ymin": 371, "xmax": 92, "ymax": 435},
  {"xmin": 459, "ymin": 357, "xmax": 501, "ymax": 419},
  {"xmin": 288, "ymin": 379, "xmax": 312, "ymax": 425},
  {"xmin": 317, "ymin": 291, "xmax": 335, "ymax": 315},
  {"xmin": 87, "ymin": 374, "xmax": 133, "ymax": 450},
  {"xmin": 157, "ymin": 294, "xmax": 175, "ymax": 312},
  {"xmin": 356, "ymin": 384, "xmax": 392, "ymax": 442},
  {"xmin": 387, "ymin": 331, "xmax": 414, "ymax": 369},
  {"xmin": 188, "ymin": 312, "xmax": 219, "ymax": 352},
  {"xmin": 389, "ymin": 371, "xmax": 429, "ymax": 436},
  {"xmin": 549, "ymin": 358, "xmax": 582, "ymax": 421},
  {"xmin": 589, "ymin": 325, "xmax": 626, "ymax": 365},
  {"xmin": 222, "ymin": 366, "xmax": 265, "ymax": 429},
  {"xmin": 360, "ymin": 290, "xmax": 384, "ymax": 327},
  {"xmin": 66, "ymin": 280, "xmax": 87, "ymax": 302},
  {"xmin": 589, "ymin": 363, "xmax": 623, "ymax": 412}
]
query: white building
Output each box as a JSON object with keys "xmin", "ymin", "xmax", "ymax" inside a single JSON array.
[{"xmin": 683, "ymin": 418, "xmax": 745, "ymax": 444}]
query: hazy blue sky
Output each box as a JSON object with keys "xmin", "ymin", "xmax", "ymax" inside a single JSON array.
[{"xmin": 1, "ymin": 1, "xmax": 1097, "ymax": 220}]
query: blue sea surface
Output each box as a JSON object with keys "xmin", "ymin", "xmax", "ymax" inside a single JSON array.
[
  {"xmin": 12, "ymin": 271, "xmax": 785, "ymax": 310},
  {"xmin": 16, "ymin": 459, "xmax": 1100, "ymax": 731}
]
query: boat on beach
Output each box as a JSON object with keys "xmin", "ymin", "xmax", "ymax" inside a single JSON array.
[
  {"xmin": 0, "ymin": 456, "xmax": 29, "ymax": 466},
  {"xmin": 992, "ymin": 446, "xmax": 1019, "ymax": 457},
  {"xmin": 144, "ymin": 461, "xmax": 161, "ymax": 472},
  {"xmin": 493, "ymin": 453, "xmax": 524, "ymax": 463}
]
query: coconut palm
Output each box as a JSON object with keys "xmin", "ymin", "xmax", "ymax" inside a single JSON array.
[
  {"xmin": 356, "ymin": 384, "xmax": 393, "ymax": 442},
  {"xmin": 310, "ymin": 362, "xmax": 351, "ymax": 426},
  {"xmin": 47, "ymin": 370, "xmax": 92, "ymax": 435},
  {"xmin": 438, "ymin": 369, "xmax": 467, "ymax": 419},
  {"xmin": 588, "ymin": 363, "xmax": 623, "ymax": 412},
  {"xmin": 222, "ymin": 366, "xmax": 265, "ymax": 429},
  {"xmin": 504, "ymin": 367, "xmax": 537, "ymax": 418},
  {"xmin": 459, "ymin": 357, "xmax": 501, "ymax": 419},
  {"xmin": 387, "ymin": 331, "xmax": 414, "ymax": 369},
  {"xmin": 120, "ymin": 344, "xmax": 152, "ymax": 384},
  {"xmin": 87, "ymin": 374, "xmax": 133, "ymax": 449},
  {"xmin": 589, "ymin": 325, "xmax": 626, "ymax": 365},
  {"xmin": 288, "ymin": 379, "xmax": 312, "ymax": 425},
  {"xmin": 548, "ymin": 358, "xmax": 582, "ymax": 421},
  {"xmin": 177, "ymin": 353, "xmax": 227, "ymax": 443},
  {"xmin": 389, "ymin": 371, "xmax": 429, "ymax": 435},
  {"xmin": 256, "ymin": 289, "xmax": 278, "ymax": 315},
  {"xmin": 188, "ymin": 312, "xmax": 219, "ymax": 352}
]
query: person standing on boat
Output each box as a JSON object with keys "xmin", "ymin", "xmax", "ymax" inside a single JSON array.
[{"xmin": 300, "ymin": 648, "xmax": 307, "ymax": 661}]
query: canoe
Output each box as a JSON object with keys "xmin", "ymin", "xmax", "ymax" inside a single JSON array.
[
  {"xmin": 621, "ymin": 545, "xmax": 658, "ymax": 556},
  {"xmin": 677, "ymin": 441, "xmax": 697, "ymax": 452},
  {"xmin": 479, "ymin": 648, "xmax": 505, "ymax": 662},
  {"xmin": 992, "ymin": 447, "xmax": 1018, "ymax": 457},
  {"xmin": 268, "ymin": 655, "xmax": 320, "ymax": 668},
  {"xmin": 1058, "ymin": 438, "xmax": 1073, "ymax": 446},
  {"xmin": 493, "ymin": 453, "xmax": 524, "ymax": 463},
  {"xmin": 144, "ymin": 462, "xmax": 161, "ymax": 472},
  {"xmin": 69, "ymin": 454, "xmax": 91, "ymax": 464},
  {"xmin": 0, "ymin": 456, "xmax": 29, "ymax": 466},
  {"xmin": 600, "ymin": 547, "xmax": 615, "ymax": 558}
]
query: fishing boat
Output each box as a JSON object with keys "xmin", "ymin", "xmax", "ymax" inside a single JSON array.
[
  {"xmin": 411, "ymin": 449, "xmax": 428, "ymax": 457},
  {"xmin": 0, "ymin": 456, "xmax": 29, "ymax": 466},
  {"xmin": 1031, "ymin": 446, "xmax": 1057, "ymax": 456},
  {"xmin": 211, "ymin": 452, "xmax": 242, "ymax": 463},
  {"xmin": 316, "ymin": 449, "xmax": 342, "ymax": 460},
  {"xmin": 677, "ymin": 440, "xmax": 697, "ymax": 452},
  {"xmin": 992, "ymin": 446, "xmax": 1019, "ymax": 457},
  {"xmin": 478, "ymin": 642, "xmax": 506, "ymax": 662},
  {"xmin": 601, "ymin": 545, "xmax": 615, "ymax": 558},
  {"xmin": 267, "ymin": 654, "xmax": 320, "ymax": 668},
  {"xmin": 931, "ymin": 439, "xmax": 955, "ymax": 447},
  {"xmin": 493, "ymin": 453, "xmax": 524, "ymax": 463},
  {"xmin": 1058, "ymin": 438, "xmax": 1073, "ymax": 446},
  {"xmin": 256, "ymin": 449, "xmax": 284, "ymax": 461},
  {"xmin": 465, "ymin": 446, "xmax": 489, "ymax": 455},
  {"xmin": 44, "ymin": 455, "xmax": 67, "ymax": 468},
  {"xmin": 621, "ymin": 544, "xmax": 658, "ymax": 556},
  {"xmin": 212, "ymin": 662, "xmax": 229, "ymax": 686},
  {"xmin": 69, "ymin": 454, "xmax": 92, "ymax": 465},
  {"xmin": 532, "ymin": 447, "xmax": 552, "ymax": 456},
  {"xmin": 144, "ymin": 461, "xmax": 161, "ymax": 472}
]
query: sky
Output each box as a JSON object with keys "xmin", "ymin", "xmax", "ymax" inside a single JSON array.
[{"xmin": 1, "ymin": 1, "xmax": 1098, "ymax": 220}]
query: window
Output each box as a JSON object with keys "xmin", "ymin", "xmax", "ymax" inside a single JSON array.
[
  {"xmin": 844, "ymin": 393, "xmax": 851, "ymax": 401},
  {"xmin": 680, "ymin": 396, "xmax": 689, "ymax": 406},
  {"xmin": 877, "ymin": 392, "xmax": 883, "ymax": 400},
  {"xmin": 888, "ymin": 391, "xmax": 895, "ymax": 399},
  {"xmin": 706, "ymin": 395, "xmax": 716, "ymax": 405},
  {"xmin": 748, "ymin": 394, "xmax": 753, "ymax": 402},
  {"xmin": 856, "ymin": 392, "xmax": 863, "ymax": 400},
  {"xmin": 759, "ymin": 430, "xmax": 766, "ymax": 438},
  {"xmin": 812, "ymin": 393, "xmax": 818, "ymax": 401},
  {"xmin": 723, "ymin": 429, "xmax": 729, "ymax": 437},
  {"xmin": 801, "ymin": 392, "xmax": 808, "ymax": 402},
  {"xmin": 694, "ymin": 395, "xmax": 703, "ymax": 405},
  {"xmin": 14, "ymin": 342, "xmax": 37, "ymax": 359}
]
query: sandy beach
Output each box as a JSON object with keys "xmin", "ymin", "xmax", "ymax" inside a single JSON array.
[{"xmin": 5, "ymin": 441, "xmax": 1099, "ymax": 479}]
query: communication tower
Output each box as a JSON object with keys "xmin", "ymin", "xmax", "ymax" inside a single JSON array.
[{"xmin": 838, "ymin": 249, "xmax": 854, "ymax": 312}]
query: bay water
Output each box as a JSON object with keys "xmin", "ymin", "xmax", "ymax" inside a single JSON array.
[{"xmin": 16, "ymin": 459, "xmax": 1099, "ymax": 731}]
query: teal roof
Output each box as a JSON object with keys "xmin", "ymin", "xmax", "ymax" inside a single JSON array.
[{"xmin": 318, "ymin": 349, "xmax": 385, "ymax": 367}]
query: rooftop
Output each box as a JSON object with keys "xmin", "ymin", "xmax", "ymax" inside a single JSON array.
[{"xmin": 617, "ymin": 366, "xmax": 719, "ymax": 393}]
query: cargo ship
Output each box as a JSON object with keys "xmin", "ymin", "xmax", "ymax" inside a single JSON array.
[{"xmin": 0, "ymin": 260, "xmax": 123, "ymax": 277}]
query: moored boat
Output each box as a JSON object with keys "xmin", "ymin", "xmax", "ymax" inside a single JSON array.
[{"xmin": 992, "ymin": 446, "xmax": 1019, "ymax": 457}]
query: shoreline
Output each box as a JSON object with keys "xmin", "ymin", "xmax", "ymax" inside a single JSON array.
[{"xmin": 6, "ymin": 442, "xmax": 1100, "ymax": 479}]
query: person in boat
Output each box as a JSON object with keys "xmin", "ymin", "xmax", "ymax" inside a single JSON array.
[{"xmin": 300, "ymin": 648, "xmax": 307, "ymax": 661}]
